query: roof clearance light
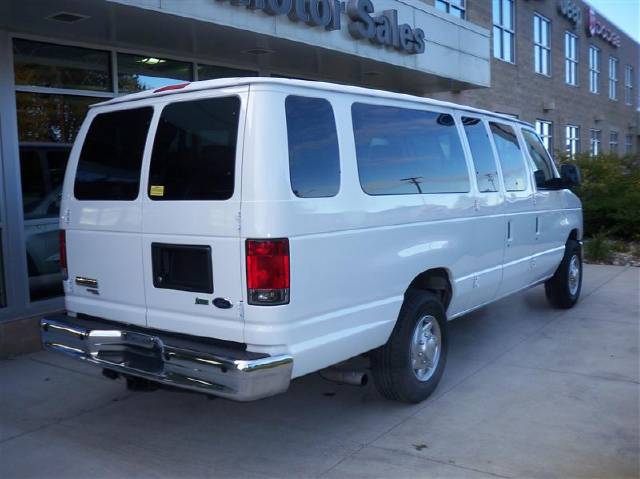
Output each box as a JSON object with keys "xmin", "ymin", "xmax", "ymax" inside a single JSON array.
[{"xmin": 154, "ymin": 82, "xmax": 191, "ymax": 93}]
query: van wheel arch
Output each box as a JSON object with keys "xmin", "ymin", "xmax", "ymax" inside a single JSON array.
[
  {"xmin": 567, "ymin": 228, "xmax": 581, "ymax": 243},
  {"xmin": 406, "ymin": 268, "xmax": 453, "ymax": 312}
]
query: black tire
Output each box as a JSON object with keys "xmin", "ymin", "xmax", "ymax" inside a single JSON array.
[
  {"xmin": 545, "ymin": 239, "xmax": 582, "ymax": 309},
  {"xmin": 371, "ymin": 289, "xmax": 448, "ymax": 403}
]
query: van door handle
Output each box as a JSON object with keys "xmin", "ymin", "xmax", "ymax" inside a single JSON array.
[
  {"xmin": 506, "ymin": 220, "xmax": 513, "ymax": 246},
  {"xmin": 535, "ymin": 216, "xmax": 541, "ymax": 239}
]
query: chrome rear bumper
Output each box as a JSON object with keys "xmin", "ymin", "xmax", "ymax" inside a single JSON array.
[{"xmin": 40, "ymin": 315, "xmax": 293, "ymax": 401}]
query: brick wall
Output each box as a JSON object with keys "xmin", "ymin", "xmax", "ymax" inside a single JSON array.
[{"xmin": 426, "ymin": 0, "xmax": 639, "ymax": 156}]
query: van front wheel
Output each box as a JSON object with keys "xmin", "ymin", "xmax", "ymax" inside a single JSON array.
[
  {"xmin": 545, "ymin": 239, "xmax": 582, "ymax": 309},
  {"xmin": 371, "ymin": 290, "xmax": 448, "ymax": 403}
]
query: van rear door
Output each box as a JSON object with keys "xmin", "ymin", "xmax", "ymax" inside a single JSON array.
[
  {"xmin": 63, "ymin": 106, "xmax": 153, "ymax": 327},
  {"xmin": 141, "ymin": 89, "xmax": 246, "ymax": 342}
]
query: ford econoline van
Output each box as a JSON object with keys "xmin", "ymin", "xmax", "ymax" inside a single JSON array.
[{"xmin": 41, "ymin": 78, "xmax": 583, "ymax": 403}]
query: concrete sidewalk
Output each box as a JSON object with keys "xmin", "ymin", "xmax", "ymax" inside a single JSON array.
[{"xmin": 1, "ymin": 265, "xmax": 638, "ymax": 478}]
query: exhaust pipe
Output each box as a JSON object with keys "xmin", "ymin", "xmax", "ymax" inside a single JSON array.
[{"xmin": 319, "ymin": 368, "xmax": 369, "ymax": 386}]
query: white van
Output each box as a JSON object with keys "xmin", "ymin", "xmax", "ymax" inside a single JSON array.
[{"xmin": 41, "ymin": 78, "xmax": 583, "ymax": 403}]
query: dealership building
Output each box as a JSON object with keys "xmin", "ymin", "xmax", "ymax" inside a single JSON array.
[{"xmin": 0, "ymin": 0, "xmax": 637, "ymax": 353}]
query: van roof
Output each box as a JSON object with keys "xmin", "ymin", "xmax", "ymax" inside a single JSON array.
[{"xmin": 95, "ymin": 77, "xmax": 532, "ymax": 128}]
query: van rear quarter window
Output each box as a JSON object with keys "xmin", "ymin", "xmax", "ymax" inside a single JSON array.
[
  {"xmin": 285, "ymin": 96, "xmax": 340, "ymax": 198},
  {"xmin": 148, "ymin": 97, "xmax": 240, "ymax": 201},
  {"xmin": 74, "ymin": 107, "xmax": 152, "ymax": 200},
  {"xmin": 351, "ymin": 104, "xmax": 469, "ymax": 195},
  {"xmin": 489, "ymin": 122, "xmax": 528, "ymax": 192}
]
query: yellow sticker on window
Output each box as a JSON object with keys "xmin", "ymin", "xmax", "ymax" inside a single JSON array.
[{"xmin": 150, "ymin": 185, "xmax": 165, "ymax": 196}]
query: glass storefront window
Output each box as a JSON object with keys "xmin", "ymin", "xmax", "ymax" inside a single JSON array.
[
  {"xmin": 16, "ymin": 92, "xmax": 99, "ymax": 302},
  {"xmin": 20, "ymin": 145, "xmax": 69, "ymax": 220},
  {"xmin": 16, "ymin": 92, "xmax": 97, "ymax": 143},
  {"xmin": 197, "ymin": 64, "xmax": 257, "ymax": 80},
  {"xmin": 13, "ymin": 39, "xmax": 112, "ymax": 92},
  {"xmin": 118, "ymin": 53, "xmax": 193, "ymax": 93}
]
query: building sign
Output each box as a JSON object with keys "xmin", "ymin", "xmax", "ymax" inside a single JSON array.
[
  {"xmin": 586, "ymin": 8, "xmax": 621, "ymax": 48},
  {"xmin": 557, "ymin": 0, "xmax": 582, "ymax": 27},
  {"xmin": 217, "ymin": 0, "xmax": 425, "ymax": 54}
]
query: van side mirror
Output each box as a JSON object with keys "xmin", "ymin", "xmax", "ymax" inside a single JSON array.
[
  {"xmin": 535, "ymin": 164, "xmax": 581, "ymax": 190},
  {"xmin": 560, "ymin": 163, "xmax": 581, "ymax": 188}
]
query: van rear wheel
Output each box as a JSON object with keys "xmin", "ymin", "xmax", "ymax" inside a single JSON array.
[
  {"xmin": 371, "ymin": 290, "xmax": 447, "ymax": 403},
  {"xmin": 545, "ymin": 239, "xmax": 582, "ymax": 309}
]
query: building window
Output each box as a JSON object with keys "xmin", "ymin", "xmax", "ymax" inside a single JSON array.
[
  {"xmin": 589, "ymin": 45, "xmax": 600, "ymax": 94},
  {"xmin": 564, "ymin": 32, "xmax": 578, "ymax": 86},
  {"xmin": 533, "ymin": 14, "xmax": 550, "ymax": 76},
  {"xmin": 535, "ymin": 120, "xmax": 552, "ymax": 151},
  {"xmin": 493, "ymin": 0, "xmax": 515, "ymax": 63},
  {"xmin": 625, "ymin": 134, "xmax": 634, "ymax": 154},
  {"xmin": 117, "ymin": 53, "xmax": 193, "ymax": 94},
  {"xmin": 609, "ymin": 131, "xmax": 619, "ymax": 155},
  {"xmin": 13, "ymin": 38, "xmax": 112, "ymax": 92},
  {"xmin": 609, "ymin": 56, "xmax": 618, "ymax": 100},
  {"xmin": 590, "ymin": 129, "xmax": 602, "ymax": 156},
  {"xmin": 13, "ymin": 39, "xmax": 111, "ymax": 302},
  {"xmin": 197, "ymin": 64, "xmax": 257, "ymax": 80},
  {"xmin": 625, "ymin": 65, "xmax": 633, "ymax": 106},
  {"xmin": 565, "ymin": 125, "xmax": 580, "ymax": 157},
  {"xmin": 436, "ymin": 0, "xmax": 465, "ymax": 19}
]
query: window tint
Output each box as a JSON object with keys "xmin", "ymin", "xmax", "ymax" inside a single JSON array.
[
  {"xmin": 522, "ymin": 130, "xmax": 555, "ymax": 187},
  {"xmin": 148, "ymin": 97, "xmax": 240, "ymax": 201},
  {"xmin": 489, "ymin": 122, "xmax": 528, "ymax": 192},
  {"xmin": 285, "ymin": 96, "xmax": 340, "ymax": 198},
  {"xmin": 462, "ymin": 117, "xmax": 499, "ymax": 193},
  {"xmin": 352, "ymin": 104, "xmax": 469, "ymax": 195},
  {"xmin": 74, "ymin": 107, "xmax": 152, "ymax": 200}
]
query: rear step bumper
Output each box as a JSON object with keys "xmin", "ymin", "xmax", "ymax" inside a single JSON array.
[{"xmin": 40, "ymin": 315, "xmax": 293, "ymax": 401}]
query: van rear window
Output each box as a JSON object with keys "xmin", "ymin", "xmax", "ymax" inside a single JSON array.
[
  {"xmin": 148, "ymin": 97, "xmax": 240, "ymax": 201},
  {"xmin": 74, "ymin": 107, "xmax": 152, "ymax": 200},
  {"xmin": 352, "ymin": 103, "xmax": 469, "ymax": 195}
]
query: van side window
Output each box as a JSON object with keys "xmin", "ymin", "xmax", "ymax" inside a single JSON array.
[
  {"xmin": 285, "ymin": 96, "xmax": 340, "ymax": 198},
  {"xmin": 522, "ymin": 129, "xmax": 556, "ymax": 187},
  {"xmin": 352, "ymin": 104, "xmax": 469, "ymax": 195},
  {"xmin": 489, "ymin": 122, "xmax": 528, "ymax": 192},
  {"xmin": 461, "ymin": 117, "xmax": 499, "ymax": 193},
  {"xmin": 74, "ymin": 107, "xmax": 153, "ymax": 200},
  {"xmin": 148, "ymin": 97, "xmax": 240, "ymax": 201}
]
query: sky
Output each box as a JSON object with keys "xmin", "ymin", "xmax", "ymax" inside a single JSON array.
[{"xmin": 585, "ymin": 0, "xmax": 640, "ymax": 42}]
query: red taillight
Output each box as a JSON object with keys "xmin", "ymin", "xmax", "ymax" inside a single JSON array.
[
  {"xmin": 246, "ymin": 239, "xmax": 290, "ymax": 305},
  {"xmin": 59, "ymin": 229, "xmax": 68, "ymax": 280}
]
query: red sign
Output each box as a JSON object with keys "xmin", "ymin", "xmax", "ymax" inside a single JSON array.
[{"xmin": 586, "ymin": 8, "xmax": 621, "ymax": 48}]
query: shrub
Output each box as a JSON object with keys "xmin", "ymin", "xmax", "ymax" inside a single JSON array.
[
  {"xmin": 584, "ymin": 232, "xmax": 612, "ymax": 263},
  {"xmin": 557, "ymin": 153, "xmax": 640, "ymax": 241}
]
